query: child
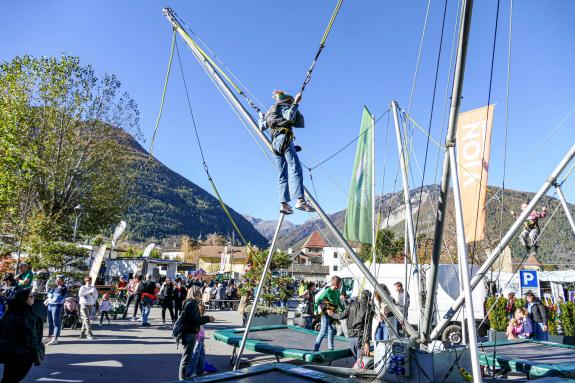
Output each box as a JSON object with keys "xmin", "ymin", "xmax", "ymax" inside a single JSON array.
[
  {"xmin": 506, "ymin": 318, "xmax": 522, "ymax": 340},
  {"xmin": 100, "ymin": 293, "xmax": 112, "ymax": 325}
]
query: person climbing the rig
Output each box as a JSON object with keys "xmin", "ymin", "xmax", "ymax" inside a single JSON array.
[
  {"xmin": 258, "ymin": 90, "xmax": 315, "ymax": 214},
  {"xmin": 511, "ymin": 202, "xmax": 547, "ymax": 254}
]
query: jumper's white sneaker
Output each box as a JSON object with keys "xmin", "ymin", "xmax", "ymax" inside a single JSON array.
[
  {"xmin": 42, "ymin": 337, "xmax": 51, "ymax": 344},
  {"xmin": 295, "ymin": 199, "xmax": 315, "ymax": 212},
  {"xmin": 47, "ymin": 338, "xmax": 58, "ymax": 345}
]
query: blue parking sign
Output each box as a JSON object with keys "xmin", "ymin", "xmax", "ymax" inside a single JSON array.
[{"xmin": 519, "ymin": 270, "xmax": 539, "ymax": 288}]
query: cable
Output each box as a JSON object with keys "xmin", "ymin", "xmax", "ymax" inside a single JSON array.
[
  {"xmin": 149, "ymin": 29, "xmax": 176, "ymax": 155},
  {"xmin": 298, "ymin": 0, "xmax": 344, "ymax": 95},
  {"xmin": 414, "ymin": 0, "xmax": 449, "ymax": 236}
]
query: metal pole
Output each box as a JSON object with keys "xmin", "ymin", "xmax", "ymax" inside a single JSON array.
[
  {"xmin": 555, "ymin": 184, "xmax": 575, "ymax": 235},
  {"xmin": 162, "ymin": 7, "xmax": 417, "ymax": 339},
  {"xmin": 372, "ymin": 113, "xmax": 377, "ymax": 269},
  {"xmin": 73, "ymin": 214, "xmax": 80, "ymax": 243},
  {"xmin": 233, "ymin": 213, "xmax": 285, "ymax": 370},
  {"xmin": 422, "ymin": 0, "xmax": 474, "ymax": 340},
  {"xmin": 430, "ymin": 143, "xmax": 575, "ymax": 340},
  {"xmin": 391, "ymin": 100, "xmax": 422, "ymax": 338},
  {"xmin": 448, "ymin": 147, "xmax": 481, "ymax": 382}
]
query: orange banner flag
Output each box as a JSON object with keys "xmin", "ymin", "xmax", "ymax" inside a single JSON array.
[{"xmin": 456, "ymin": 105, "xmax": 495, "ymax": 243}]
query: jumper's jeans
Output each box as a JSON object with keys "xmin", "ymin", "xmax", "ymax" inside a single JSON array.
[
  {"xmin": 273, "ymin": 134, "xmax": 304, "ymax": 204},
  {"xmin": 520, "ymin": 229, "xmax": 539, "ymax": 248},
  {"xmin": 314, "ymin": 314, "xmax": 336, "ymax": 351}
]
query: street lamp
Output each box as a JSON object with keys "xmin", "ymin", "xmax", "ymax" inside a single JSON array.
[{"xmin": 73, "ymin": 204, "xmax": 84, "ymax": 242}]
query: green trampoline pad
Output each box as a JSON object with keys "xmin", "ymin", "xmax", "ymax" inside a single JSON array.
[
  {"xmin": 479, "ymin": 340, "xmax": 575, "ymax": 378},
  {"xmin": 213, "ymin": 325, "xmax": 353, "ymax": 363}
]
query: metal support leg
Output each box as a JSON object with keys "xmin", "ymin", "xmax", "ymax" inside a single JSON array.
[
  {"xmin": 448, "ymin": 148, "xmax": 481, "ymax": 382},
  {"xmin": 555, "ymin": 183, "xmax": 575, "ymax": 236},
  {"xmin": 233, "ymin": 213, "xmax": 285, "ymax": 371}
]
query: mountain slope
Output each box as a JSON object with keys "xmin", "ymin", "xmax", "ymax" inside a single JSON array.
[
  {"xmin": 243, "ymin": 215, "xmax": 296, "ymax": 241},
  {"xmin": 116, "ymin": 131, "xmax": 268, "ymax": 247},
  {"xmin": 276, "ymin": 185, "xmax": 575, "ymax": 267}
]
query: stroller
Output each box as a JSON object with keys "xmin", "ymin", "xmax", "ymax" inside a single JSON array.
[{"xmin": 62, "ymin": 297, "xmax": 81, "ymax": 330}]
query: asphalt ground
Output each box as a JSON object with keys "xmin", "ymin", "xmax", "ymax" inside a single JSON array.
[{"xmin": 2, "ymin": 308, "xmax": 354, "ymax": 383}]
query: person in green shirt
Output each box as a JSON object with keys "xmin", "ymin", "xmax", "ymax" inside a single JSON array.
[
  {"xmin": 15, "ymin": 263, "xmax": 33, "ymax": 289},
  {"xmin": 313, "ymin": 276, "xmax": 343, "ymax": 351}
]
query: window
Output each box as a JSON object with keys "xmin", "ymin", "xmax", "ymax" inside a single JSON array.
[
  {"xmin": 333, "ymin": 265, "xmax": 338, "ymax": 271},
  {"xmin": 333, "ymin": 252, "xmax": 338, "ymax": 258}
]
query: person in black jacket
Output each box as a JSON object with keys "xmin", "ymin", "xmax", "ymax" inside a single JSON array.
[
  {"xmin": 525, "ymin": 290, "xmax": 548, "ymax": 341},
  {"xmin": 179, "ymin": 286, "xmax": 214, "ymax": 380},
  {"xmin": 328, "ymin": 290, "xmax": 374, "ymax": 361},
  {"xmin": 173, "ymin": 280, "xmax": 187, "ymax": 319},
  {"xmin": 159, "ymin": 279, "xmax": 175, "ymax": 324},
  {"xmin": 0, "ymin": 289, "xmax": 45, "ymax": 383}
]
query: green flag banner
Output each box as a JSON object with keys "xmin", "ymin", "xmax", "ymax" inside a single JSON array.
[{"xmin": 343, "ymin": 106, "xmax": 374, "ymax": 244}]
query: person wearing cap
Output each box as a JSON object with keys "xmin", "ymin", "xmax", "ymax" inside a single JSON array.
[
  {"xmin": 15, "ymin": 262, "xmax": 34, "ymax": 289},
  {"xmin": 525, "ymin": 290, "xmax": 548, "ymax": 341},
  {"xmin": 44, "ymin": 275, "xmax": 68, "ymax": 345},
  {"xmin": 258, "ymin": 90, "xmax": 315, "ymax": 215}
]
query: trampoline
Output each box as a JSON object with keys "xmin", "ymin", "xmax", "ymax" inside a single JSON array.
[
  {"xmin": 213, "ymin": 325, "xmax": 352, "ymax": 363},
  {"xmin": 185, "ymin": 362, "xmax": 351, "ymax": 383},
  {"xmin": 478, "ymin": 340, "xmax": 575, "ymax": 378}
]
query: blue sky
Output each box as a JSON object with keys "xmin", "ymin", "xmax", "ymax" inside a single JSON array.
[{"xmin": 2, "ymin": 1, "xmax": 574, "ymax": 225}]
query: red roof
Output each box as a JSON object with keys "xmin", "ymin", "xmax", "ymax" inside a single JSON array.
[
  {"xmin": 524, "ymin": 253, "xmax": 543, "ymax": 267},
  {"xmin": 302, "ymin": 231, "xmax": 327, "ymax": 249}
]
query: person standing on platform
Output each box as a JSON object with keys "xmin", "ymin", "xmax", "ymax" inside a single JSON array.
[
  {"xmin": 313, "ymin": 276, "xmax": 343, "ymax": 351},
  {"xmin": 525, "ymin": 290, "xmax": 548, "ymax": 341}
]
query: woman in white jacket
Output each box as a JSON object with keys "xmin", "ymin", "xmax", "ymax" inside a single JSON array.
[{"xmin": 78, "ymin": 276, "xmax": 98, "ymax": 340}]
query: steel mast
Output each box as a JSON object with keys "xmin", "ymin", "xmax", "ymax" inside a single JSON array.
[{"xmin": 162, "ymin": 7, "xmax": 417, "ymax": 339}]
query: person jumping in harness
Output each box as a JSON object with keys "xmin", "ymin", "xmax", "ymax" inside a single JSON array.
[
  {"xmin": 511, "ymin": 202, "xmax": 547, "ymax": 254},
  {"xmin": 258, "ymin": 90, "xmax": 315, "ymax": 214}
]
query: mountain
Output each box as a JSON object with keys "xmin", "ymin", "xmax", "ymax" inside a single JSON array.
[
  {"xmin": 243, "ymin": 215, "xmax": 296, "ymax": 241},
  {"xmin": 116, "ymin": 131, "xmax": 268, "ymax": 247},
  {"xmin": 276, "ymin": 185, "xmax": 575, "ymax": 268}
]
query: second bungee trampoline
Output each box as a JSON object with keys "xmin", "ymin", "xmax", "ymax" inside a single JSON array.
[
  {"xmin": 213, "ymin": 325, "xmax": 352, "ymax": 364},
  {"xmin": 478, "ymin": 339, "xmax": 575, "ymax": 378}
]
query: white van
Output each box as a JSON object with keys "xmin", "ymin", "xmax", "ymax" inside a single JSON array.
[{"xmin": 333, "ymin": 263, "xmax": 488, "ymax": 344}]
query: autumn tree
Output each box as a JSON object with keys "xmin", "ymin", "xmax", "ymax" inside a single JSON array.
[{"xmin": 0, "ymin": 55, "xmax": 141, "ymax": 256}]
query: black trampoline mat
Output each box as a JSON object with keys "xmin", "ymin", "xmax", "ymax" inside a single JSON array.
[
  {"xmin": 211, "ymin": 370, "xmax": 328, "ymax": 383},
  {"xmin": 245, "ymin": 328, "xmax": 348, "ymax": 351},
  {"xmin": 482, "ymin": 342, "xmax": 575, "ymax": 364}
]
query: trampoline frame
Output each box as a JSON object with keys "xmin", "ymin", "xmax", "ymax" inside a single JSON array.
[
  {"xmin": 213, "ymin": 325, "xmax": 353, "ymax": 364},
  {"xmin": 478, "ymin": 339, "xmax": 575, "ymax": 378},
  {"xmin": 185, "ymin": 362, "xmax": 352, "ymax": 382}
]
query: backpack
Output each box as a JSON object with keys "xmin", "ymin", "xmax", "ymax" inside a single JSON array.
[{"xmin": 172, "ymin": 301, "xmax": 189, "ymax": 343}]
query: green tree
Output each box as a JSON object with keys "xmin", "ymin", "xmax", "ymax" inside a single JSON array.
[
  {"xmin": 242, "ymin": 249, "xmax": 292, "ymax": 306},
  {"xmin": 0, "ymin": 55, "xmax": 140, "ymax": 251},
  {"xmin": 358, "ymin": 228, "xmax": 403, "ymax": 263}
]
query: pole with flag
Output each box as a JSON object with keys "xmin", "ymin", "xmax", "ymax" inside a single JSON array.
[{"xmin": 344, "ymin": 107, "xmax": 375, "ymax": 246}]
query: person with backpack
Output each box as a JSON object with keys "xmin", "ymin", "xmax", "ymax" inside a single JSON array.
[
  {"xmin": 175, "ymin": 286, "xmax": 214, "ymax": 380},
  {"xmin": 258, "ymin": 90, "xmax": 314, "ymax": 214},
  {"xmin": 159, "ymin": 278, "xmax": 175, "ymax": 324},
  {"xmin": 327, "ymin": 290, "xmax": 374, "ymax": 364},
  {"xmin": 0, "ymin": 288, "xmax": 45, "ymax": 383}
]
